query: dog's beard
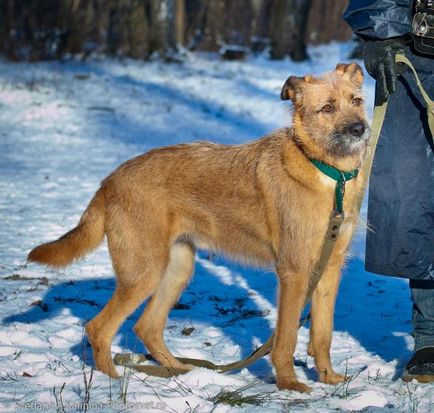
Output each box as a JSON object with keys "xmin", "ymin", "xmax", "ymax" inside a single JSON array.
[{"xmin": 326, "ymin": 131, "xmax": 368, "ymax": 157}]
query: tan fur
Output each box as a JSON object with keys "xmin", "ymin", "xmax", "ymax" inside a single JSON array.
[
  {"xmin": 28, "ymin": 190, "xmax": 105, "ymax": 267},
  {"xmin": 28, "ymin": 63, "xmax": 368, "ymax": 392}
]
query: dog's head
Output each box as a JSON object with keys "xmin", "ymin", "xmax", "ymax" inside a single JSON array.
[{"xmin": 281, "ymin": 63, "xmax": 368, "ymax": 166}]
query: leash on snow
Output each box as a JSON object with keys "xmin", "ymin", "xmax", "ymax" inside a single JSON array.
[{"xmin": 113, "ymin": 54, "xmax": 433, "ymax": 378}]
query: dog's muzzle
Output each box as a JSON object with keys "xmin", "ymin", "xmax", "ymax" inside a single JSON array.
[{"xmin": 328, "ymin": 122, "xmax": 369, "ymax": 156}]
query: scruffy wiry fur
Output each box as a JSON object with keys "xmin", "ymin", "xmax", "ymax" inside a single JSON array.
[{"xmin": 28, "ymin": 63, "xmax": 369, "ymax": 393}]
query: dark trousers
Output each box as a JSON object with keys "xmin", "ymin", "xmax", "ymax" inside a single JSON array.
[{"xmin": 411, "ymin": 279, "xmax": 434, "ymax": 351}]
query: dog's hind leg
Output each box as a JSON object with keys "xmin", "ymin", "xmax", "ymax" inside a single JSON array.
[
  {"xmin": 86, "ymin": 281, "xmax": 160, "ymax": 378},
  {"xmin": 134, "ymin": 241, "xmax": 195, "ymax": 369},
  {"xmin": 86, "ymin": 216, "xmax": 170, "ymax": 378}
]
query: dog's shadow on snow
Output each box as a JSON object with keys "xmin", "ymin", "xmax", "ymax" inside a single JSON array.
[
  {"xmin": 3, "ymin": 254, "xmax": 411, "ymax": 381},
  {"xmin": 3, "ymin": 253, "xmax": 277, "ymax": 380}
]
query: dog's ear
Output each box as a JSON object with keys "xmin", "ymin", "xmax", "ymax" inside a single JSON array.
[
  {"xmin": 335, "ymin": 63, "xmax": 364, "ymax": 87},
  {"xmin": 281, "ymin": 76, "xmax": 304, "ymax": 101}
]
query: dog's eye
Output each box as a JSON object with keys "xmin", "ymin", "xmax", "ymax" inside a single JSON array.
[
  {"xmin": 320, "ymin": 104, "xmax": 334, "ymax": 113},
  {"xmin": 351, "ymin": 97, "xmax": 363, "ymax": 106}
]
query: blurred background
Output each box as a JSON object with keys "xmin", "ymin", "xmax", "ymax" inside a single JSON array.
[{"xmin": 0, "ymin": 0, "xmax": 354, "ymax": 62}]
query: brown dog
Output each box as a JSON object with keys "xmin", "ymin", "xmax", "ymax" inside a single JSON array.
[{"xmin": 28, "ymin": 63, "xmax": 368, "ymax": 393}]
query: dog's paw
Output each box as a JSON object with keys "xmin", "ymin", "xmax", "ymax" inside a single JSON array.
[
  {"xmin": 87, "ymin": 353, "xmax": 119, "ymax": 378},
  {"xmin": 318, "ymin": 371, "xmax": 347, "ymax": 385},
  {"xmin": 97, "ymin": 354, "xmax": 120, "ymax": 379},
  {"xmin": 95, "ymin": 356, "xmax": 120, "ymax": 379},
  {"xmin": 276, "ymin": 377, "xmax": 312, "ymax": 393},
  {"xmin": 106, "ymin": 364, "xmax": 121, "ymax": 379}
]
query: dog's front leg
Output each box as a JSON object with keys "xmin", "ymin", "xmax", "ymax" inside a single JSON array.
[
  {"xmin": 308, "ymin": 260, "xmax": 346, "ymax": 385},
  {"xmin": 308, "ymin": 224, "xmax": 354, "ymax": 385},
  {"xmin": 272, "ymin": 268, "xmax": 311, "ymax": 393}
]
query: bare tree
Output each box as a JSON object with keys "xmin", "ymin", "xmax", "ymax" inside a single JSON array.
[
  {"xmin": 307, "ymin": 0, "xmax": 352, "ymax": 44},
  {"xmin": 200, "ymin": 0, "xmax": 225, "ymax": 51},
  {"xmin": 108, "ymin": 0, "xmax": 149, "ymax": 59},
  {"xmin": 222, "ymin": 0, "xmax": 253, "ymax": 47},
  {"xmin": 175, "ymin": 0, "xmax": 185, "ymax": 46},
  {"xmin": 269, "ymin": 0, "xmax": 311, "ymax": 61},
  {"xmin": 250, "ymin": 0, "xmax": 272, "ymax": 51},
  {"xmin": 149, "ymin": 0, "xmax": 185, "ymax": 56}
]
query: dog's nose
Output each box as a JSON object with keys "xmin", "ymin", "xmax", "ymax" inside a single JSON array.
[{"xmin": 348, "ymin": 122, "xmax": 366, "ymax": 137}]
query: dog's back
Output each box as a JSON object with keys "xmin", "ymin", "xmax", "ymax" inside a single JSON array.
[{"xmin": 28, "ymin": 131, "xmax": 291, "ymax": 269}]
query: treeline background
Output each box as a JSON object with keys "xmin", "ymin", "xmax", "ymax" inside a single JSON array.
[{"xmin": 0, "ymin": 0, "xmax": 352, "ymax": 62}]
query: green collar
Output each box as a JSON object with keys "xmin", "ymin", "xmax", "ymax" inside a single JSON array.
[{"xmin": 310, "ymin": 159, "xmax": 359, "ymax": 214}]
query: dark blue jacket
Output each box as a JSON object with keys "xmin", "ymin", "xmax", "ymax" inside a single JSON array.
[
  {"xmin": 344, "ymin": 0, "xmax": 412, "ymax": 39},
  {"xmin": 344, "ymin": 1, "xmax": 434, "ymax": 280}
]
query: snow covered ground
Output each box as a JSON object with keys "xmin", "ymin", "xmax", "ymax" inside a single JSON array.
[{"xmin": 0, "ymin": 43, "xmax": 432, "ymax": 412}]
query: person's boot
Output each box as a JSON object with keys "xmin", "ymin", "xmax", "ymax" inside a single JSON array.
[{"xmin": 402, "ymin": 347, "xmax": 434, "ymax": 383}]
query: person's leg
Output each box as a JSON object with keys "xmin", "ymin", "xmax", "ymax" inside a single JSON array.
[
  {"xmin": 411, "ymin": 279, "xmax": 434, "ymax": 351},
  {"xmin": 402, "ymin": 279, "xmax": 434, "ymax": 383}
]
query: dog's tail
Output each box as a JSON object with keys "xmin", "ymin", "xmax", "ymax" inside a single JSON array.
[{"xmin": 28, "ymin": 189, "xmax": 106, "ymax": 268}]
